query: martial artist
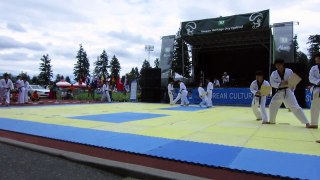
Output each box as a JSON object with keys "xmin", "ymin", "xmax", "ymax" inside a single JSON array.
[
  {"xmin": 268, "ymin": 59, "xmax": 310, "ymax": 127},
  {"xmin": 173, "ymin": 80, "xmax": 189, "ymax": 106},
  {"xmin": 198, "ymin": 82, "xmax": 208, "ymax": 107},
  {"xmin": 0, "ymin": 73, "xmax": 14, "ymax": 106},
  {"xmin": 206, "ymin": 78, "xmax": 213, "ymax": 107},
  {"xmin": 23, "ymin": 77, "xmax": 30, "ymax": 103},
  {"xmin": 213, "ymin": 78, "xmax": 220, "ymax": 87},
  {"xmin": 309, "ymin": 53, "xmax": 320, "ymax": 129},
  {"xmin": 101, "ymin": 81, "xmax": 111, "ymax": 102},
  {"xmin": 16, "ymin": 76, "xmax": 25, "ymax": 104},
  {"xmin": 250, "ymin": 71, "xmax": 270, "ymax": 121},
  {"xmin": 167, "ymin": 80, "xmax": 174, "ymax": 105}
]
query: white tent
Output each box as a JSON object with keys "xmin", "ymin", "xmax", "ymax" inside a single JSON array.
[
  {"xmin": 56, "ymin": 80, "xmax": 71, "ymax": 87},
  {"xmin": 73, "ymin": 82, "xmax": 87, "ymax": 87}
]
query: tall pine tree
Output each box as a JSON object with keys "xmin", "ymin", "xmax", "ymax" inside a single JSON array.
[
  {"xmin": 74, "ymin": 44, "xmax": 90, "ymax": 82},
  {"xmin": 172, "ymin": 35, "xmax": 191, "ymax": 78},
  {"xmin": 110, "ymin": 55, "xmax": 121, "ymax": 79},
  {"xmin": 293, "ymin": 35, "xmax": 308, "ymax": 64},
  {"xmin": 94, "ymin": 50, "xmax": 109, "ymax": 79},
  {"xmin": 306, "ymin": 35, "xmax": 320, "ymax": 68},
  {"xmin": 38, "ymin": 54, "xmax": 53, "ymax": 86},
  {"xmin": 140, "ymin": 59, "xmax": 151, "ymax": 74}
]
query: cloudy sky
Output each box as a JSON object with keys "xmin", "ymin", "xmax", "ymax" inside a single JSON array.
[{"xmin": 0, "ymin": 0, "xmax": 319, "ymax": 78}]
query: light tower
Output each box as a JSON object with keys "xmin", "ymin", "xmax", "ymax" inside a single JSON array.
[{"xmin": 145, "ymin": 45, "xmax": 154, "ymax": 62}]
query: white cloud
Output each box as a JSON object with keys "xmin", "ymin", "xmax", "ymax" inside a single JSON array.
[{"xmin": 0, "ymin": 0, "xmax": 319, "ymax": 77}]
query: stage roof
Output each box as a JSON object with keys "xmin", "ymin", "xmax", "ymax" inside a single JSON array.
[{"xmin": 180, "ymin": 9, "xmax": 271, "ymax": 50}]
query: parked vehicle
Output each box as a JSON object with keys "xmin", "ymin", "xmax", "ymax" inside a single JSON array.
[{"xmin": 28, "ymin": 85, "xmax": 49, "ymax": 97}]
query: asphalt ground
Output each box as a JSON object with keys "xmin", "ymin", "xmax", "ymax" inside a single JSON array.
[{"xmin": 0, "ymin": 142, "xmax": 133, "ymax": 180}]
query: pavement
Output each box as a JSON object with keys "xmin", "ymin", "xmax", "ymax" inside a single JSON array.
[{"xmin": 0, "ymin": 142, "xmax": 132, "ymax": 180}]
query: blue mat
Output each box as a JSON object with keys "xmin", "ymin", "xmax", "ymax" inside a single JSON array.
[
  {"xmin": 160, "ymin": 106, "xmax": 207, "ymax": 112},
  {"xmin": 0, "ymin": 117, "xmax": 320, "ymax": 179},
  {"xmin": 70, "ymin": 112, "xmax": 168, "ymax": 123}
]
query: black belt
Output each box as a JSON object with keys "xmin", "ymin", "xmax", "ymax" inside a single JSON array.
[
  {"xmin": 254, "ymin": 95, "xmax": 261, "ymax": 105},
  {"xmin": 311, "ymin": 85, "xmax": 320, "ymax": 100},
  {"xmin": 276, "ymin": 87, "xmax": 288, "ymax": 98}
]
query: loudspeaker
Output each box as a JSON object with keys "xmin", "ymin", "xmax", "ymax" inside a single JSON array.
[
  {"xmin": 140, "ymin": 68, "xmax": 161, "ymax": 88},
  {"xmin": 141, "ymin": 87, "xmax": 161, "ymax": 102}
]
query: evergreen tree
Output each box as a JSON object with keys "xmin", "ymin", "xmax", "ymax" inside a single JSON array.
[
  {"xmin": 134, "ymin": 67, "xmax": 140, "ymax": 79},
  {"xmin": 140, "ymin": 59, "xmax": 151, "ymax": 74},
  {"xmin": 154, "ymin": 58, "xmax": 160, "ymax": 68},
  {"xmin": 18, "ymin": 72, "xmax": 30, "ymax": 81},
  {"xmin": 65, "ymin": 76, "xmax": 71, "ymax": 83},
  {"xmin": 307, "ymin": 35, "xmax": 320, "ymax": 67},
  {"xmin": 31, "ymin": 76, "xmax": 39, "ymax": 84},
  {"xmin": 293, "ymin": 35, "xmax": 308, "ymax": 64},
  {"xmin": 74, "ymin": 44, "xmax": 90, "ymax": 82},
  {"xmin": 110, "ymin": 55, "xmax": 121, "ymax": 79},
  {"xmin": 55, "ymin": 74, "xmax": 61, "ymax": 82},
  {"xmin": 38, "ymin": 54, "xmax": 53, "ymax": 86},
  {"xmin": 172, "ymin": 35, "xmax": 191, "ymax": 78},
  {"xmin": 94, "ymin": 50, "xmax": 109, "ymax": 79}
]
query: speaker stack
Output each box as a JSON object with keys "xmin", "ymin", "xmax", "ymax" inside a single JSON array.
[{"xmin": 140, "ymin": 68, "xmax": 161, "ymax": 102}]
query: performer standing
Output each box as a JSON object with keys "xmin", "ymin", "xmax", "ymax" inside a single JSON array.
[
  {"xmin": 101, "ymin": 81, "xmax": 111, "ymax": 102},
  {"xmin": 309, "ymin": 53, "xmax": 320, "ymax": 129},
  {"xmin": 268, "ymin": 59, "xmax": 310, "ymax": 127},
  {"xmin": 206, "ymin": 78, "xmax": 213, "ymax": 107},
  {"xmin": 213, "ymin": 78, "xmax": 220, "ymax": 87},
  {"xmin": 198, "ymin": 82, "xmax": 208, "ymax": 107},
  {"xmin": 16, "ymin": 75, "xmax": 25, "ymax": 104},
  {"xmin": 250, "ymin": 71, "xmax": 270, "ymax": 121},
  {"xmin": 167, "ymin": 80, "xmax": 174, "ymax": 105},
  {"xmin": 0, "ymin": 73, "xmax": 14, "ymax": 106},
  {"xmin": 173, "ymin": 80, "xmax": 189, "ymax": 106},
  {"xmin": 23, "ymin": 77, "xmax": 30, "ymax": 103}
]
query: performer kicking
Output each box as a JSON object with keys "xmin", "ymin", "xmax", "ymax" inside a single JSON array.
[
  {"xmin": 0, "ymin": 73, "xmax": 14, "ymax": 106},
  {"xmin": 198, "ymin": 82, "xmax": 208, "ymax": 107},
  {"xmin": 267, "ymin": 59, "xmax": 310, "ymax": 127},
  {"xmin": 309, "ymin": 53, "xmax": 320, "ymax": 129},
  {"xmin": 167, "ymin": 80, "xmax": 174, "ymax": 105},
  {"xmin": 173, "ymin": 80, "xmax": 189, "ymax": 106},
  {"xmin": 206, "ymin": 78, "xmax": 213, "ymax": 107},
  {"xmin": 250, "ymin": 71, "xmax": 270, "ymax": 121}
]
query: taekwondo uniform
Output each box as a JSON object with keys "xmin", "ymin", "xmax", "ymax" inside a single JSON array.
[
  {"xmin": 167, "ymin": 83, "xmax": 174, "ymax": 105},
  {"xmin": 17, "ymin": 79, "xmax": 25, "ymax": 104},
  {"xmin": 269, "ymin": 68, "xmax": 309, "ymax": 124},
  {"xmin": 250, "ymin": 80, "xmax": 270, "ymax": 121},
  {"xmin": 24, "ymin": 80, "xmax": 30, "ymax": 103},
  {"xmin": 0, "ymin": 78, "xmax": 14, "ymax": 105},
  {"xmin": 173, "ymin": 82, "xmax": 189, "ymax": 106},
  {"xmin": 309, "ymin": 64, "xmax": 320, "ymax": 126},
  {"xmin": 101, "ymin": 83, "xmax": 111, "ymax": 102},
  {"xmin": 198, "ymin": 86, "xmax": 208, "ymax": 107},
  {"xmin": 206, "ymin": 81, "xmax": 213, "ymax": 107}
]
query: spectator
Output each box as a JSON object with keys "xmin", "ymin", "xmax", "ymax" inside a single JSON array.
[
  {"xmin": 31, "ymin": 90, "xmax": 40, "ymax": 102},
  {"xmin": 222, "ymin": 72, "xmax": 229, "ymax": 86},
  {"xmin": 213, "ymin": 78, "xmax": 220, "ymax": 87}
]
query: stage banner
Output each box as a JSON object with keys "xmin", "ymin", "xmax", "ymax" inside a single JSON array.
[
  {"xmin": 180, "ymin": 9, "xmax": 269, "ymax": 37},
  {"xmin": 160, "ymin": 35, "xmax": 175, "ymax": 87},
  {"xmin": 305, "ymin": 88, "xmax": 312, "ymax": 109},
  {"xmin": 173, "ymin": 88, "xmax": 272, "ymax": 106},
  {"xmin": 130, "ymin": 80, "xmax": 138, "ymax": 101},
  {"xmin": 273, "ymin": 22, "xmax": 294, "ymax": 63}
]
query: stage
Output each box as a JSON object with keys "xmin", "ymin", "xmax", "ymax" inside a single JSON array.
[{"xmin": 0, "ymin": 103, "xmax": 319, "ymax": 179}]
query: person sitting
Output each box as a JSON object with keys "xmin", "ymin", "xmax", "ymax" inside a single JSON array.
[{"xmin": 31, "ymin": 91, "xmax": 40, "ymax": 102}]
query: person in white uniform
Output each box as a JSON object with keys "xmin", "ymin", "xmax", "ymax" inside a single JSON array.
[
  {"xmin": 167, "ymin": 80, "xmax": 174, "ymax": 105},
  {"xmin": 213, "ymin": 78, "xmax": 220, "ymax": 87},
  {"xmin": 173, "ymin": 80, "xmax": 189, "ymax": 106},
  {"xmin": 23, "ymin": 78, "xmax": 30, "ymax": 103},
  {"xmin": 16, "ymin": 76, "xmax": 25, "ymax": 104},
  {"xmin": 250, "ymin": 71, "xmax": 270, "ymax": 121},
  {"xmin": 0, "ymin": 73, "xmax": 14, "ymax": 106},
  {"xmin": 206, "ymin": 78, "xmax": 213, "ymax": 107},
  {"xmin": 268, "ymin": 59, "xmax": 310, "ymax": 127},
  {"xmin": 309, "ymin": 53, "xmax": 320, "ymax": 129},
  {"xmin": 101, "ymin": 81, "xmax": 111, "ymax": 102},
  {"xmin": 198, "ymin": 82, "xmax": 208, "ymax": 107}
]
